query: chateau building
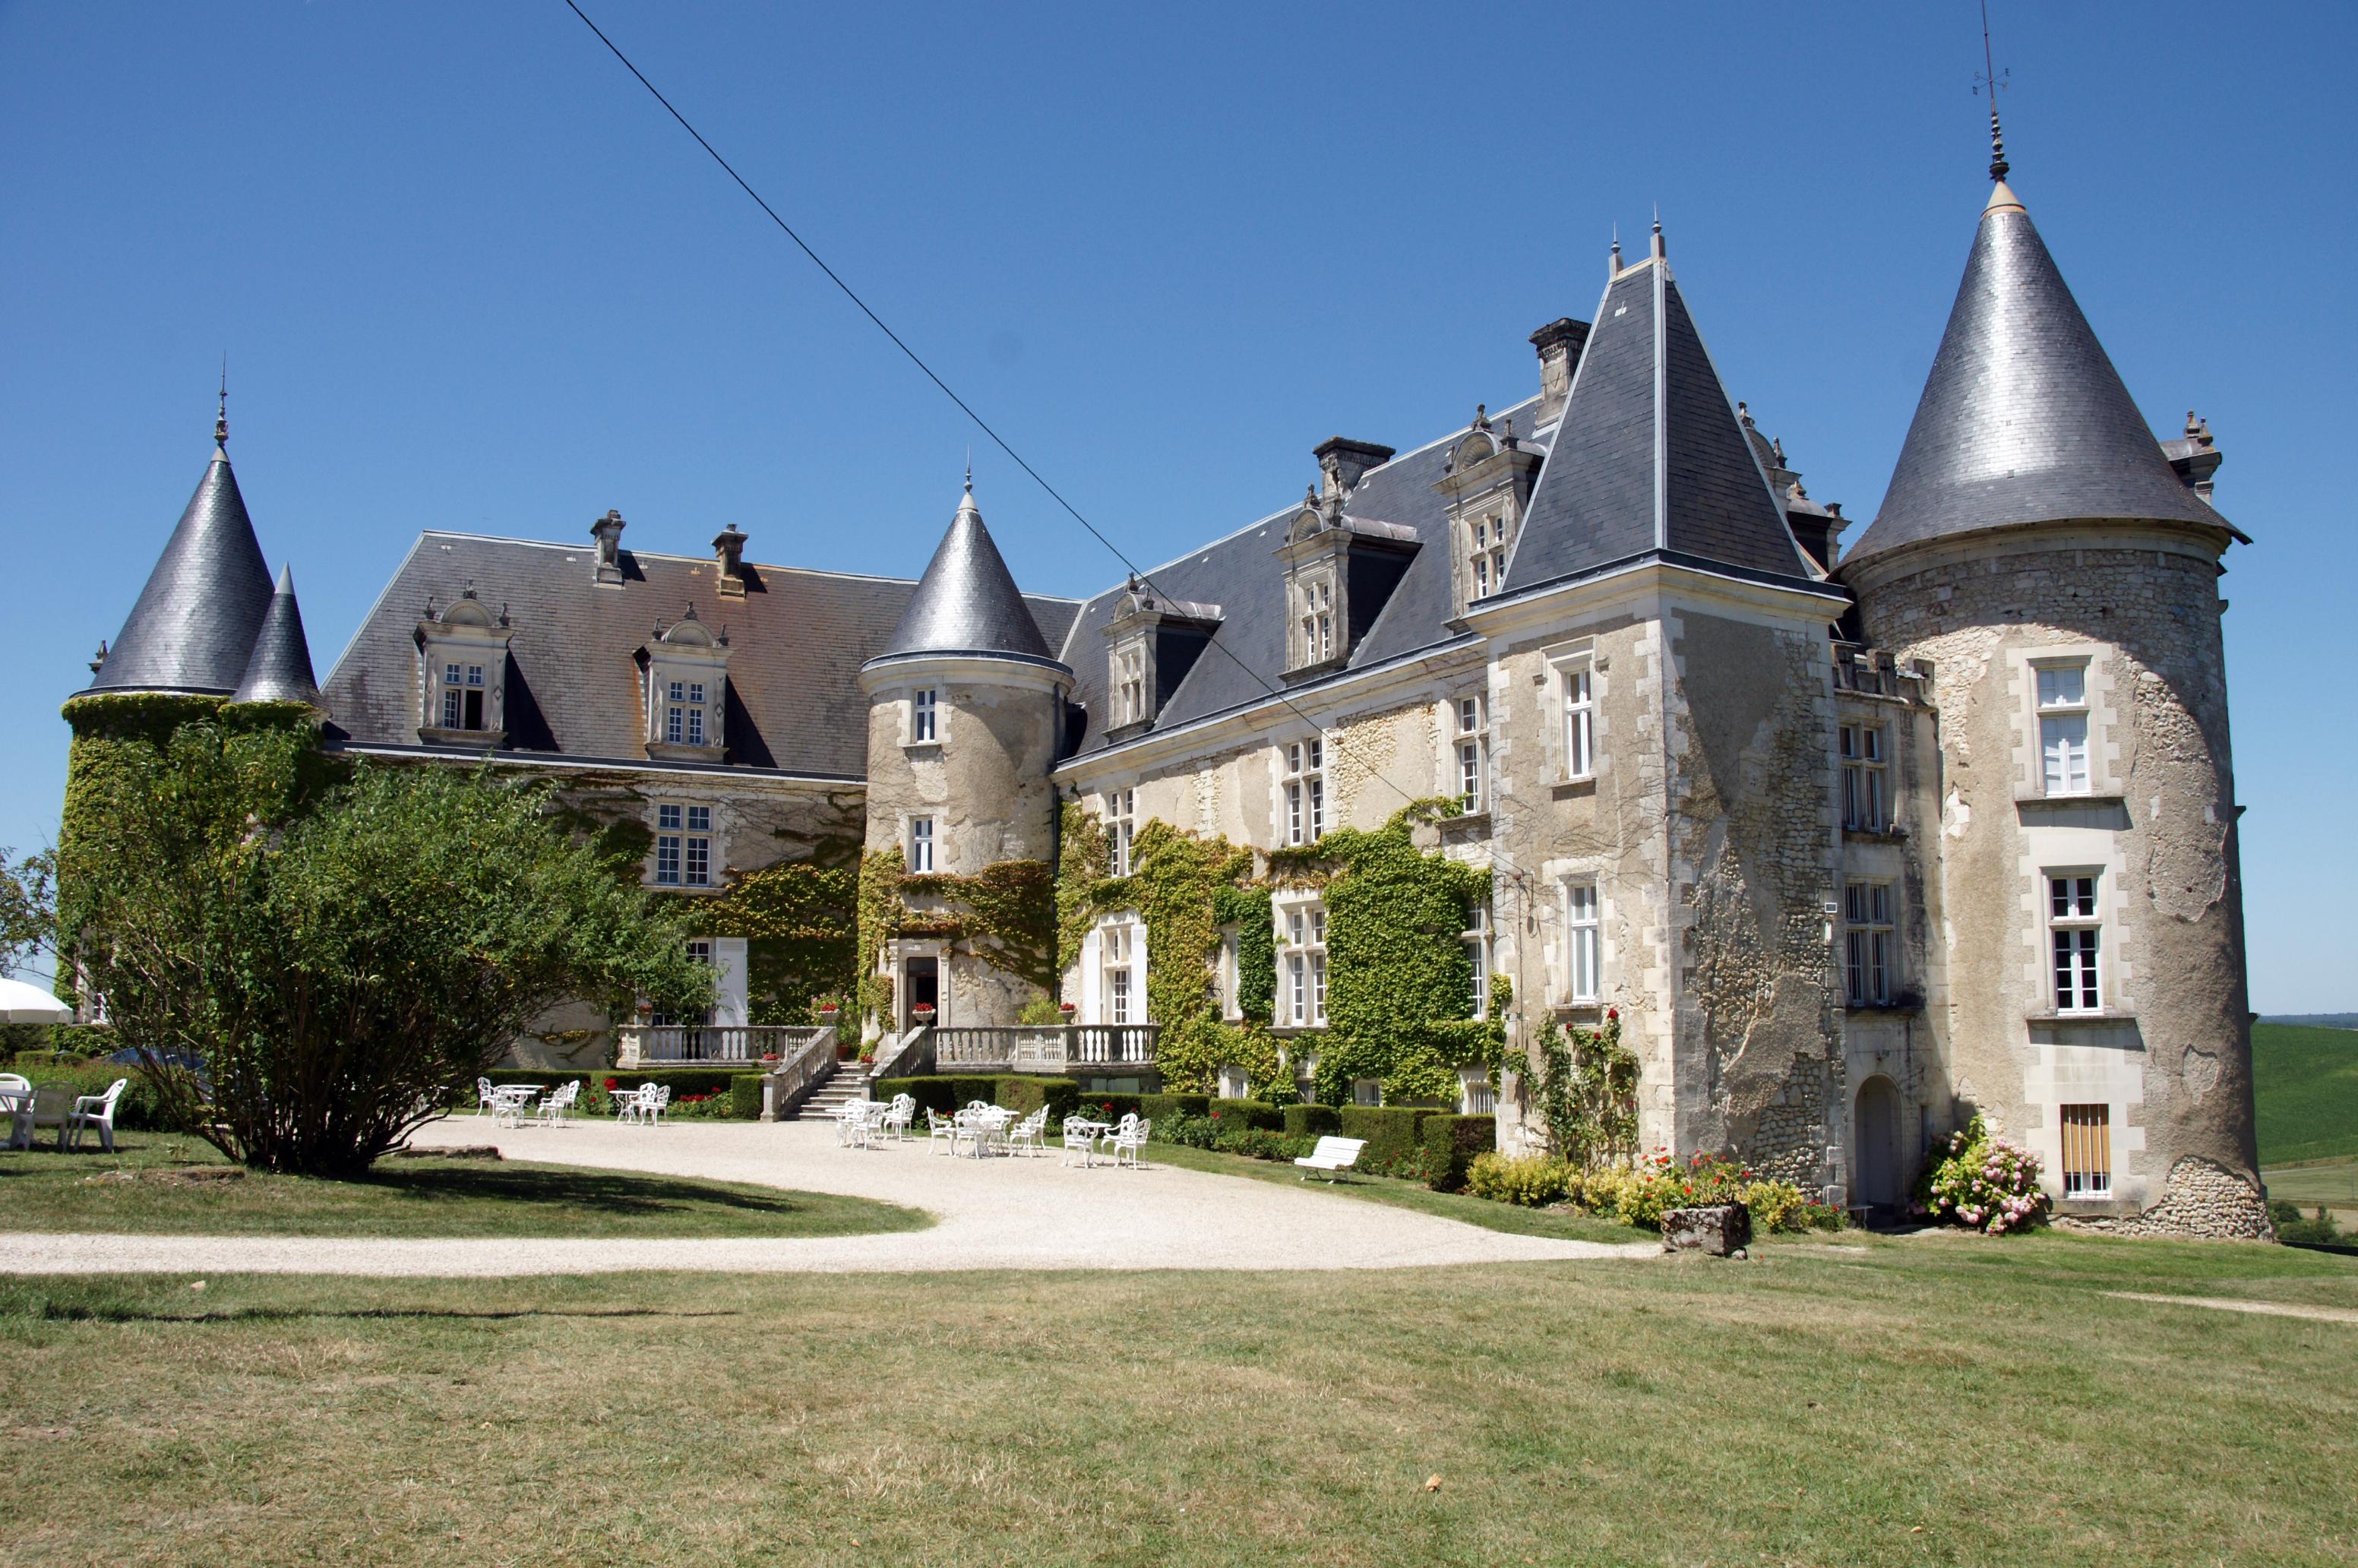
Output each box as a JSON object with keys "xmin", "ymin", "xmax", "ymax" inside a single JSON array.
[{"xmin": 68, "ymin": 158, "xmax": 2267, "ymax": 1234}]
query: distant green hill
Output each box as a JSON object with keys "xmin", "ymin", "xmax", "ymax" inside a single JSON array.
[
  {"xmin": 2264, "ymin": 1013, "xmax": 2358, "ymax": 1031},
  {"xmin": 2253, "ymin": 1022, "xmax": 2358, "ymax": 1165}
]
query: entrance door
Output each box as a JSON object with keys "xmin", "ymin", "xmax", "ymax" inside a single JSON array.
[
  {"xmin": 903, "ymin": 956, "xmax": 940, "ymax": 1029},
  {"xmin": 1854, "ymin": 1076, "xmax": 1903, "ymax": 1212}
]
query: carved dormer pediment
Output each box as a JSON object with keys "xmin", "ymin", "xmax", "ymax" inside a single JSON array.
[
  {"xmin": 641, "ymin": 603, "xmax": 730, "ymax": 763},
  {"xmin": 1434, "ymin": 403, "xmax": 1544, "ymax": 618},
  {"xmin": 1102, "ymin": 579, "xmax": 1222, "ymax": 742},
  {"xmin": 1274, "ymin": 500, "xmax": 1419, "ymax": 682},
  {"xmin": 415, "ymin": 587, "xmax": 516, "ymax": 746}
]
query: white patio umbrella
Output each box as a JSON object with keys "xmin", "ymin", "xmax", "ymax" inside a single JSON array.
[{"xmin": 0, "ymin": 976, "xmax": 73, "ymax": 1024}]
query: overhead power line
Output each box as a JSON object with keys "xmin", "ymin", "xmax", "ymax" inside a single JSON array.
[{"xmin": 557, "ymin": 0, "xmax": 1554, "ymax": 895}]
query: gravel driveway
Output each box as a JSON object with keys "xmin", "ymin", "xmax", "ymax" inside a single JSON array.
[{"xmin": 0, "ymin": 1117, "xmax": 1655, "ymax": 1276}]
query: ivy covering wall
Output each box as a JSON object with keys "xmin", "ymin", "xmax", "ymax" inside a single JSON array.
[
  {"xmin": 855, "ymin": 844, "xmax": 1058, "ymax": 1028},
  {"xmin": 1055, "ymin": 797, "xmax": 1496, "ymax": 1105}
]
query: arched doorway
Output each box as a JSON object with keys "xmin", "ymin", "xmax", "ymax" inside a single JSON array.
[{"xmin": 1854, "ymin": 1076, "xmax": 1903, "ymax": 1212}]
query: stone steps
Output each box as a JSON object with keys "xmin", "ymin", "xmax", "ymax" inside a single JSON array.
[{"xmin": 784, "ymin": 1064, "xmax": 871, "ymax": 1121}]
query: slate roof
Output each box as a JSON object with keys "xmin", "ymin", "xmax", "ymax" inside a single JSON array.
[
  {"xmin": 1055, "ymin": 396, "xmax": 1551, "ymax": 757},
  {"xmin": 230, "ymin": 565, "xmax": 323, "ymax": 707},
  {"xmin": 872, "ymin": 482, "xmax": 1064, "ymax": 669},
  {"xmin": 1844, "ymin": 182, "xmax": 2228, "ymax": 566},
  {"xmin": 85, "ymin": 447, "xmax": 277, "ymax": 696},
  {"xmin": 322, "ymin": 533, "xmax": 1079, "ymax": 778},
  {"xmin": 1506, "ymin": 254, "xmax": 1813, "ymax": 591}
]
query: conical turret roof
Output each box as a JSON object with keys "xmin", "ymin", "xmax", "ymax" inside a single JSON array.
[
  {"xmin": 1844, "ymin": 182, "xmax": 2224, "ymax": 566},
  {"xmin": 86, "ymin": 443, "xmax": 275, "ymax": 695},
  {"xmin": 230, "ymin": 565, "xmax": 324, "ymax": 707},
  {"xmin": 871, "ymin": 479, "xmax": 1063, "ymax": 669},
  {"xmin": 1508, "ymin": 242, "xmax": 1810, "ymax": 591}
]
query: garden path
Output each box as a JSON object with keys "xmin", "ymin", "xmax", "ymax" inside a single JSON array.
[{"xmin": 0, "ymin": 1118, "xmax": 1657, "ymax": 1276}]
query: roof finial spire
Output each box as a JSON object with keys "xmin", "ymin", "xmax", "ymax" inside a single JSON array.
[
  {"xmin": 1979, "ymin": 0, "xmax": 2011, "ymax": 182},
  {"xmin": 215, "ymin": 353, "xmax": 229, "ymax": 450},
  {"xmin": 1649, "ymin": 206, "xmax": 1665, "ymax": 261},
  {"xmin": 964, "ymin": 447, "xmax": 972, "ymax": 494},
  {"xmin": 1610, "ymin": 223, "xmax": 1622, "ymax": 277}
]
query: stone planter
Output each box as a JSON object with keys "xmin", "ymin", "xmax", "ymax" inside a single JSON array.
[{"xmin": 1661, "ymin": 1203, "xmax": 1752, "ymax": 1257}]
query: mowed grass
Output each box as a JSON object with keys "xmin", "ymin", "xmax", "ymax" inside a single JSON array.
[
  {"xmin": 2254, "ymin": 1021, "xmax": 2358, "ymax": 1163},
  {"xmin": 0, "ymin": 1135, "xmax": 927, "ymax": 1240},
  {"xmin": 3, "ymin": 1234, "xmax": 2354, "ymax": 1568}
]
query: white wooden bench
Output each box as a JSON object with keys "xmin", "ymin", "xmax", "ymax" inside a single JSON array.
[{"xmin": 1294, "ymin": 1135, "xmax": 1367, "ymax": 1182}]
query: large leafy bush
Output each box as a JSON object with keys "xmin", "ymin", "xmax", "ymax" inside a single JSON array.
[{"xmin": 1915, "ymin": 1114, "xmax": 2050, "ymax": 1234}]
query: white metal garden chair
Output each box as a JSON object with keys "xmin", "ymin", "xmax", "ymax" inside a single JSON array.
[
  {"xmin": 1004, "ymin": 1106, "xmax": 1049, "ymax": 1157},
  {"xmin": 66, "ymin": 1078, "xmax": 128, "ymax": 1152},
  {"xmin": 926, "ymin": 1108, "xmax": 960, "ymax": 1155},
  {"xmin": 1060, "ymin": 1114, "xmax": 1100, "ymax": 1167},
  {"xmin": 642, "ymin": 1084, "xmax": 671, "ymax": 1126},
  {"xmin": 881, "ymin": 1093, "xmax": 915, "ymax": 1143},
  {"xmin": 536, "ymin": 1080, "xmax": 580, "ymax": 1127},
  {"xmin": 1104, "ymin": 1115, "xmax": 1149, "ymax": 1169},
  {"xmin": 476, "ymin": 1076, "xmax": 498, "ymax": 1117}
]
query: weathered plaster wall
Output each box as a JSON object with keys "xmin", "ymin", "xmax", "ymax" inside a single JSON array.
[
  {"xmin": 1661, "ymin": 603, "xmax": 1842, "ymax": 1186},
  {"xmin": 861, "ymin": 675, "xmax": 1062, "ymax": 869},
  {"xmin": 1851, "ymin": 531, "xmax": 2260, "ymax": 1233}
]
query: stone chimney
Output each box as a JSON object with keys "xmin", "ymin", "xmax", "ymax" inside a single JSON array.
[
  {"xmin": 1313, "ymin": 437, "xmax": 1397, "ymax": 501},
  {"xmin": 1530, "ymin": 318, "xmax": 1590, "ymax": 426},
  {"xmin": 713, "ymin": 524, "xmax": 749, "ymax": 596},
  {"xmin": 590, "ymin": 510, "xmax": 627, "ymax": 586}
]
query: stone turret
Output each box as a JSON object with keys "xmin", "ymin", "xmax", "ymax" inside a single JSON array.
[
  {"xmin": 1839, "ymin": 172, "xmax": 2264, "ymax": 1237},
  {"xmin": 857, "ymin": 476, "xmax": 1071, "ymax": 1034}
]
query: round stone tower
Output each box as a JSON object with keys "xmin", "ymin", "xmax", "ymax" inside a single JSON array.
[
  {"xmin": 1838, "ymin": 171, "xmax": 2264, "ymax": 1236},
  {"xmin": 856, "ymin": 476, "xmax": 1070, "ymax": 1035}
]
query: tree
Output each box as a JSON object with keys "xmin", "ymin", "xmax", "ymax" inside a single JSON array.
[
  {"xmin": 65, "ymin": 720, "xmax": 710, "ymax": 1175},
  {"xmin": 0, "ymin": 848, "xmax": 54, "ymax": 977}
]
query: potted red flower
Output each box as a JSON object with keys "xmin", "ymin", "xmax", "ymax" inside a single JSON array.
[
  {"xmin": 1058, "ymin": 1001, "xmax": 1077, "ymax": 1022},
  {"xmin": 912, "ymin": 1004, "xmax": 936, "ymax": 1025}
]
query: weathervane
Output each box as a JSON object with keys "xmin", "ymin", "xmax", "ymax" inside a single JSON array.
[{"xmin": 1974, "ymin": 0, "xmax": 2012, "ymax": 182}]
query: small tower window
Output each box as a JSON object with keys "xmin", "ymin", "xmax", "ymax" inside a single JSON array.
[
  {"xmin": 2037, "ymin": 662, "xmax": 2092, "ymax": 796},
  {"xmin": 1566, "ymin": 881, "xmax": 1601, "ymax": 1003},
  {"xmin": 912, "ymin": 688, "xmax": 938, "ymax": 744},
  {"xmin": 1844, "ymin": 882, "xmax": 1895, "ymax": 1006},
  {"xmin": 909, "ymin": 815, "xmax": 936, "ymax": 874},
  {"xmin": 1841, "ymin": 724, "xmax": 1888, "ymax": 831},
  {"xmin": 2049, "ymin": 872, "xmax": 2102, "ymax": 1012}
]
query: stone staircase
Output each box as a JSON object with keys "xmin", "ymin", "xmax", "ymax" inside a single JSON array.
[{"xmin": 785, "ymin": 1061, "xmax": 869, "ymax": 1122}]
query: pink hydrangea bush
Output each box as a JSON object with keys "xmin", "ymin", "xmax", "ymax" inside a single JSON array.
[{"xmin": 1917, "ymin": 1114, "xmax": 2050, "ymax": 1234}]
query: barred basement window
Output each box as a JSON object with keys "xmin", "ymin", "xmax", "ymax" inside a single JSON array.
[
  {"xmin": 1844, "ymin": 882, "xmax": 1894, "ymax": 1006},
  {"xmin": 2059, "ymin": 1103, "xmax": 2111, "ymax": 1197},
  {"xmin": 1841, "ymin": 723, "xmax": 1888, "ymax": 832},
  {"xmin": 1459, "ymin": 1067, "xmax": 1496, "ymax": 1116},
  {"xmin": 2049, "ymin": 872, "xmax": 2101, "ymax": 1012},
  {"xmin": 1283, "ymin": 738, "xmax": 1325, "ymax": 846},
  {"xmin": 1352, "ymin": 1078, "xmax": 1382, "ymax": 1107},
  {"xmin": 1218, "ymin": 1066, "xmax": 1249, "ymax": 1100}
]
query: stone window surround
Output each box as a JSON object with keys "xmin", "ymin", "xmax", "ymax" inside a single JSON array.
[
  {"xmin": 645, "ymin": 797, "xmax": 725, "ymax": 892},
  {"xmin": 1448, "ymin": 691, "xmax": 1488, "ymax": 814},
  {"xmin": 1274, "ymin": 892, "xmax": 1328, "ymax": 1029},
  {"xmin": 896, "ymin": 681, "xmax": 950, "ymax": 749},
  {"xmin": 2020, "ymin": 1027, "xmax": 2148, "ymax": 1208},
  {"xmin": 1540, "ymin": 856, "xmax": 1609, "ymax": 1010},
  {"xmin": 905, "ymin": 811, "xmax": 938, "ymax": 874},
  {"xmin": 1276, "ymin": 733, "xmax": 1326, "ymax": 847},
  {"xmin": 1078, "ymin": 911, "xmax": 1147, "ymax": 1026},
  {"xmin": 1541, "ymin": 637, "xmax": 1601, "ymax": 784},
  {"xmin": 642, "ymin": 620, "xmax": 729, "ymax": 763},
  {"xmin": 2009, "ymin": 640, "xmax": 2121, "ymax": 801},
  {"xmin": 2017, "ymin": 824, "xmax": 2135, "ymax": 1022},
  {"xmin": 415, "ymin": 596, "xmax": 514, "ymax": 745}
]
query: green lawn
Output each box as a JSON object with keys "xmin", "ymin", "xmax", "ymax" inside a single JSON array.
[
  {"xmin": 2265, "ymin": 1156, "xmax": 2358, "ymax": 1226},
  {"xmin": 1148, "ymin": 1140, "xmax": 1645, "ymax": 1245},
  {"xmin": 2255, "ymin": 1021, "xmax": 2358, "ymax": 1163},
  {"xmin": 2, "ymin": 1233, "xmax": 2353, "ymax": 1566},
  {"xmin": 0, "ymin": 1134, "xmax": 928, "ymax": 1239}
]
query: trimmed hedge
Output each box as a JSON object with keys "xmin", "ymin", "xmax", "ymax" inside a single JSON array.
[
  {"xmin": 1418, "ymin": 1114, "xmax": 1497, "ymax": 1192},
  {"xmin": 1283, "ymin": 1103, "xmax": 1341, "ymax": 1140},
  {"xmin": 1205, "ymin": 1098, "xmax": 1283, "ymax": 1131},
  {"xmin": 729, "ymin": 1074, "xmax": 767, "ymax": 1119},
  {"xmin": 1337, "ymin": 1105, "xmax": 1438, "ymax": 1176},
  {"xmin": 1069, "ymin": 1091, "xmax": 1145, "ymax": 1124},
  {"xmin": 488, "ymin": 1067, "xmax": 742, "ymax": 1098}
]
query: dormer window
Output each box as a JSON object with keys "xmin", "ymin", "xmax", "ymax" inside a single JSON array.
[
  {"xmin": 1274, "ymin": 479, "xmax": 1417, "ymax": 681},
  {"xmin": 642, "ymin": 609, "xmax": 730, "ymax": 763},
  {"xmin": 416, "ymin": 590, "xmax": 514, "ymax": 747},
  {"xmin": 663, "ymin": 679, "xmax": 710, "ymax": 747},
  {"xmin": 1101, "ymin": 584, "xmax": 1222, "ymax": 743},
  {"xmin": 1434, "ymin": 405, "xmax": 1541, "ymax": 617}
]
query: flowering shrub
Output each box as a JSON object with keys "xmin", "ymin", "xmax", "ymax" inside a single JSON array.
[
  {"xmin": 1466, "ymin": 1146, "xmax": 1842, "ymax": 1234},
  {"xmin": 1916, "ymin": 1115, "xmax": 2050, "ymax": 1234}
]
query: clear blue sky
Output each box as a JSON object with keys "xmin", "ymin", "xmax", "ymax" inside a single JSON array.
[{"xmin": 2, "ymin": 3, "xmax": 2349, "ymax": 1010}]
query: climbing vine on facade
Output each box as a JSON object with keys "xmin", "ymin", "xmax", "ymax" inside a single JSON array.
[
  {"xmin": 701, "ymin": 860, "xmax": 858, "ymax": 1025},
  {"xmin": 1275, "ymin": 801, "xmax": 1497, "ymax": 1106},
  {"xmin": 1531, "ymin": 1013, "xmax": 1639, "ymax": 1168}
]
